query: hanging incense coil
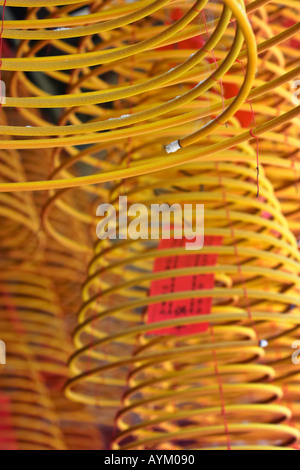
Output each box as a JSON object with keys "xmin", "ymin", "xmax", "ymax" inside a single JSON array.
[
  {"xmin": 0, "ymin": 344, "xmax": 67, "ymax": 450},
  {"xmin": 0, "ymin": 0, "xmax": 300, "ymax": 451},
  {"xmin": 51, "ymin": 392, "xmax": 104, "ymax": 450},
  {"xmin": 0, "ymin": 336, "xmax": 103, "ymax": 450},
  {"xmin": 1, "ymin": 0, "xmax": 300, "ymax": 204},
  {"xmin": 231, "ymin": 1, "xmax": 300, "ymax": 239},
  {"xmin": 0, "ymin": 0, "xmax": 280, "ymax": 194},
  {"xmin": 65, "ymin": 151, "xmax": 300, "ymax": 447},
  {"xmin": 0, "ymin": 112, "xmax": 41, "ymax": 268},
  {"xmin": 0, "ymin": 259, "xmax": 103, "ymax": 449},
  {"xmin": 0, "ymin": 104, "xmax": 98, "ymax": 320},
  {"xmin": 3, "ymin": 0, "xmax": 299, "ymax": 260},
  {"xmin": 111, "ymin": 163, "xmax": 300, "ymax": 449},
  {"xmin": 0, "ymin": 267, "xmax": 73, "ymax": 379}
]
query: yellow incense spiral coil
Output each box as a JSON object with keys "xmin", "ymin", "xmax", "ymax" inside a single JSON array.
[
  {"xmin": 2, "ymin": 103, "xmax": 97, "ymax": 311},
  {"xmin": 3, "ymin": 0, "xmax": 300, "ymax": 260},
  {"xmin": 19, "ymin": 142, "xmax": 98, "ymax": 311},
  {"xmin": 0, "ymin": 0, "xmax": 276, "ymax": 194},
  {"xmin": 0, "ymin": 150, "xmax": 40, "ymax": 266},
  {"xmin": 0, "ymin": 267, "xmax": 73, "ymax": 379},
  {"xmin": 228, "ymin": 2, "xmax": 300, "ymax": 239},
  {"xmin": 65, "ymin": 150, "xmax": 300, "ymax": 449},
  {"xmin": 0, "ymin": 343, "xmax": 67, "ymax": 450},
  {"xmin": 0, "ymin": 253, "xmax": 103, "ymax": 449},
  {"xmin": 0, "ymin": 334, "xmax": 102, "ymax": 450},
  {"xmin": 112, "ymin": 353, "xmax": 296, "ymax": 450},
  {"xmin": 0, "ymin": 112, "xmax": 41, "ymax": 267},
  {"xmin": 51, "ymin": 392, "xmax": 104, "ymax": 450},
  {"xmin": 1, "ymin": 0, "xmax": 300, "ymax": 451},
  {"xmin": 34, "ymin": 2, "xmax": 296, "ymax": 252}
]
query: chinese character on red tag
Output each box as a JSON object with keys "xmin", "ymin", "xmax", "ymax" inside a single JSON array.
[{"xmin": 147, "ymin": 236, "xmax": 223, "ymax": 335}]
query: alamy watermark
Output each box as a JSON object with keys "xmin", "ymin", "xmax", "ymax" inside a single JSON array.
[
  {"xmin": 96, "ymin": 197, "xmax": 204, "ymax": 250},
  {"xmin": 0, "ymin": 80, "xmax": 6, "ymax": 105},
  {"xmin": 292, "ymin": 340, "xmax": 300, "ymax": 365},
  {"xmin": 0, "ymin": 340, "xmax": 6, "ymax": 365},
  {"xmin": 292, "ymin": 80, "xmax": 300, "ymax": 105}
]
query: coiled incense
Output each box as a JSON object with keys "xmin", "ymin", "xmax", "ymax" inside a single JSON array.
[
  {"xmin": 65, "ymin": 152, "xmax": 300, "ymax": 449},
  {"xmin": 31, "ymin": 0, "xmax": 300, "ymax": 257},
  {"xmin": 0, "ymin": 0, "xmax": 300, "ymax": 451},
  {"xmin": 0, "ymin": 342, "xmax": 67, "ymax": 450},
  {"xmin": 0, "ymin": 266, "xmax": 73, "ymax": 378},
  {"xmin": 51, "ymin": 393, "xmax": 104, "ymax": 450},
  {"xmin": 0, "ymin": 0, "xmax": 294, "ymax": 193},
  {"xmin": 0, "ymin": 340, "xmax": 102, "ymax": 449},
  {"xmin": 0, "ymin": 111, "xmax": 41, "ymax": 267}
]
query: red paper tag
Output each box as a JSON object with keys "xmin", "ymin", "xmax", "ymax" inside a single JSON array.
[{"xmin": 147, "ymin": 236, "xmax": 222, "ymax": 335}]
